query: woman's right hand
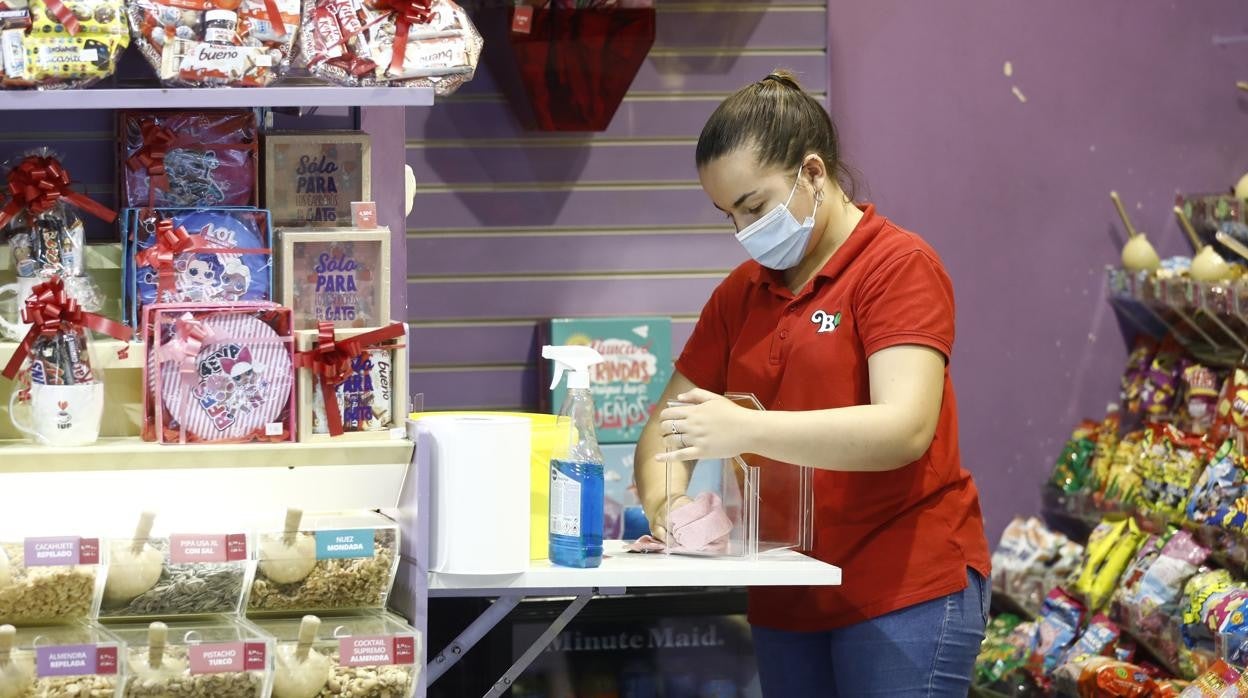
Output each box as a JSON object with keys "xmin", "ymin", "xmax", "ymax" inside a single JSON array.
[{"xmin": 645, "ymin": 494, "xmax": 694, "ymax": 544}]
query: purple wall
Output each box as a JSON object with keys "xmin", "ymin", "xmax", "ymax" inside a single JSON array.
[
  {"xmin": 405, "ymin": 0, "xmax": 828, "ymax": 409},
  {"xmin": 408, "ymin": 2, "xmax": 1248, "ymax": 542},
  {"xmin": 826, "ymin": 2, "xmax": 1248, "ymax": 542}
]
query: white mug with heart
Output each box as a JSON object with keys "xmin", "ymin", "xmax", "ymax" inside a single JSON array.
[
  {"xmin": 0, "ymin": 276, "xmax": 38, "ymax": 341},
  {"xmin": 8, "ymin": 382, "xmax": 104, "ymax": 447}
]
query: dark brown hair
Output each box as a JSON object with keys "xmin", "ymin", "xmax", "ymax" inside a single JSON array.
[{"xmin": 695, "ymin": 70, "xmax": 856, "ymax": 198}]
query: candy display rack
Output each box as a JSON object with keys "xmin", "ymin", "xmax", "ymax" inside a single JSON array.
[{"xmin": 0, "ymin": 82, "xmax": 435, "ymax": 111}]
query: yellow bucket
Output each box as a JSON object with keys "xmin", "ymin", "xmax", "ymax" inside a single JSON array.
[{"xmin": 410, "ymin": 411, "xmax": 562, "ymax": 560}]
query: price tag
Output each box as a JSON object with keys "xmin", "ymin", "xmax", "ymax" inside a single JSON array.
[{"xmin": 512, "ymin": 5, "xmax": 533, "ymax": 34}]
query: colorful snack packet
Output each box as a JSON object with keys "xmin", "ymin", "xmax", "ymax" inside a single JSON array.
[
  {"xmin": 1091, "ymin": 406, "xmax": 1123, "ymax": 494},
  {"xmin": 1030, "ymin": 589, "xmax": 1085, "ymax": 680},
  {"xmin": 1180, "ymin": 660, "xmax": 1242, "ymax": 697},
  {"xmin": 1131, "ymin": 531, "xmax": 1210, "ymax": 621},
  {"xmin": 1185, "ymin": 363, "xmax": 1223, "ymax": 436},
  {"xmin": 1183, "ymin": 570, "xmax": 1238, "ymax": 650},
  {"xmin": 1102, "ymin": 432, "xmax": 1146, "ymax": 509},
  {"xmin": 1053, "ymin": 422, "xmax": 1100, "ymax": 494},
  {"xmin": 1123, "ymin": 337, "xmax": 1159, "ymax": 416},
  {"xmin": 1212, "ymin": 368, "xmax": 1248, "ymax": 447},
  {"xmin": 1078, "ymin": 659, "xmax": 1159, "ymax": 697},
  {"xmin": 1141, "ymin": 340, "xmax": 1187, "ymax": 421},
  {"xmin": 1076, "ymin": 517, "xmax": 1145, "ymax": 611},
  {"xmin": 1059, "ymin": 613, "xmax": 1120, "ymax": 668},
  {"xmin": 1186, "ymin": 440, "xmax": 1247, "ymax": 529}
]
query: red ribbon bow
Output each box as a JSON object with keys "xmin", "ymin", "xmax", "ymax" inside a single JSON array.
[
  {"xmin": 43, "ymin": 0, "xmax": 81, "ymax": 34},
  {"xmin": 371, "ymin": 0, "xmax": 434, "ymax": 75},
  {"xmin": 157, "ymin": 313, "xmax": 215, "ymax": 444},
  {"xmin": 0, "ymin": 155, "xmax": 117, "ymax": 229},
  {"xmin": 134, "ymin": 219, "xmax": 199, "ymax": 301},
  {"xmin": 296, "ymin": 321, "xmax": 406, "ymax": 436},
  {"xmin": 126, "ymin": 123, "xmax": 177, "ymax": 206},
  {"xmin": 2, "ymin": 276, "xmax": 133, "ymax": 380}
]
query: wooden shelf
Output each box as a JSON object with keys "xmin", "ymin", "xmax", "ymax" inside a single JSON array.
[
  {"xmin": 0, "ymin": 85, "xmax": 435, "ymax": 111},
  {"xmin": 0, "ymin": 435, "xmax": 412, "ymax": 472}
]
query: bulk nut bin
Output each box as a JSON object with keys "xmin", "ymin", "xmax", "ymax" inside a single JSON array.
[
  {"xmin": 246, "ymin": 510, "xmax": 399, "ymax": 616},
  {"xmin": 99, "ymin": 512, "xmax": 253, "ymax": 621},
  {"xmin": 106, "ymin": 618, "xmax": 273, "ymax": 698},
  {"xmin": 659, "ymin": 393, "xmax": 814, "ymax": 559},
  {"xmin": 0, "ymin": 622, "xmax": 125, "ymax": 698},
  {"xmin": 252, "ymin": 613, "xmax": 420, "ymax": 698},
  {"xmin": 0, "ymin": 528, "xmax": 107, "ymax": 626}
]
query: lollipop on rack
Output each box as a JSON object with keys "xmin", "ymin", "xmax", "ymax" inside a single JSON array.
[
  {"xmin": 272, "ymin": 616, "xmax": 331, "ymax": 698},
  {"xmin": 0, "ymin": 626, "xmax": 33, "ymax": 698},
  {"xmin": 1176, "ymin": 206, "xmax": 1231, "ymax": 282},
  {"xmin": 127, "ymin": 622, "xmax": 187, "ymax": 684},
  {"xmin": 1235, "ymin": 173, "xmax": 1248, "ymax": 201},
  {"xmin": 259, "ymin": 509, "xmax": 317, "ymax": 584},
  {"xmin": 1111, "ymin": 191, "xmax": 1160, "ymax": 272},
  {"xmin": 103, "ymin": 512, "xmax": 164, "ymax": 605}
]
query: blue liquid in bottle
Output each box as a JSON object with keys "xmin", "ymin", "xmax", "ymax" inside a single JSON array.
[{"xmin": 549, "ymin": 458, "xmax": 604, "ymax": 568}]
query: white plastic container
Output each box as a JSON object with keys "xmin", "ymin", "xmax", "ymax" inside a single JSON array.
[
  {"xmin": 107, "ymin": 618, "xmax": 273, "ymax": 698},
  {"xmin": 662, "ymin": 393, "xmax": 813, "ymax": 559}
]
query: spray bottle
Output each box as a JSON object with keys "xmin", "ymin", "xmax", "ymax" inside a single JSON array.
[{"xmin": 543, "ymin": 345, "xmax": 606, "ymax": 568}]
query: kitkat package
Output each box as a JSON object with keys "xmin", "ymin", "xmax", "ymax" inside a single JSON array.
[
  {"xmin": 119, "ymin": 110, "xmax": 259, "ymax": 209},
  {"xmin": 144, "ymin": 303, "xmax": 295, "ymax": 444},
  {"xmin": 542, "ymin": 317, "xmax": 672, "ymax": 444}
]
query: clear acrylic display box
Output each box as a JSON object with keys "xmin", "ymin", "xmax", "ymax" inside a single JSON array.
[
  {"xmin": 662, "ymin": 393, "xmax": 814, "ymax": 559},
  {"xmin": 106, "ymin": 618, "xmax": 274, "ymax": 697}
]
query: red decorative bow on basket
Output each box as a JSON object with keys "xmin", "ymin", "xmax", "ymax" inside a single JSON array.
[
  {"xmin": 371, "ymin": 0, "xmax": 434, "ymax": 74},
  {"xmin": 296, "ymin": 321, "xmax": 406, "ymax": 436},
  {"xmin": 2, "ymin": 277, "xmax": 133, "ymax": 380},
  {"xmin": 125, "ymin": 123, "xmax": 177, "ymax": 205},
  {"xmin": 134, "ymin": 219, "xmax": 200, "ymax": 300},
  {"xmin": 0, "ymin": 155, "xmax": 117, "ymax": 229}
]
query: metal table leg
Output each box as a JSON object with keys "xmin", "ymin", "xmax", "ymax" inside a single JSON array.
[
  {"xmin": 427, "ymin": 595, "xmax": 524, "ymax": 684},
  {"xmin": 485, "ymin": 592, "xmax": 593, "ymax": 698}
]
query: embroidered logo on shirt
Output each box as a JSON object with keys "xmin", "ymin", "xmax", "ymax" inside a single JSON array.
[{"xmin": 811, "ymin": 310, "xmax": 841, "ymax": 334}]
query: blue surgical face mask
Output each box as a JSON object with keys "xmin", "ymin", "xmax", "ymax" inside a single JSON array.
[{"xmin": 734, "ymin": 167, "xmax": 819, "ymax": 270}]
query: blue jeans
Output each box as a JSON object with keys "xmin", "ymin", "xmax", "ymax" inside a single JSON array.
[{"xmin": 751, "ymin": 569, "xmax": 990, "ymax": 697}]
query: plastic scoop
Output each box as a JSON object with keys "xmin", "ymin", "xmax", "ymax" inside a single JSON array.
[
  {"xmin": 104, "ymin": 511, "xmax": 164, "ymax": 604},
  {"xmin": 1177, "ymin": 206, "xmax": 1230, "ymax": 282},
  {"xmin": 0, "ymin": 625, "xmax": 34, "ymax": 698},
  {"xmin": 272, "ymin": 616, "xmax": 331, "ymax": 698},
  {"xmin": 259, "ymin": 509, "xmax": 318, "ymax": 584},
  {"xmin": 1236, "ymin": 172, "xmax": 1248, "ymax": 200},
  {"xmin": 1112, "ymin": 191, "xmax": 1160, "ymax": 272},
  {"xmin": 0, "ymin": 548, "xmax": 10, "ymax": 589},
  {"xmin": 128, "ymin": 622, "xmax": 186, "ymax": 682}
]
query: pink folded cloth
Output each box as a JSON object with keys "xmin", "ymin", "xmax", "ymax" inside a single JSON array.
[{"xmin": 628, "ymin": 492, "xmax": 733, "ymax": 554}]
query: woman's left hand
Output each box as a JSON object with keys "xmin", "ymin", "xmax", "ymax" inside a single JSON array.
[{"xmin": 655, "ymin": 389, "xmax": 756, "ymax": 462}]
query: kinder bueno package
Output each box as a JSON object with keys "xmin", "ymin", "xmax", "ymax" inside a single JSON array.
[
  {"xmin": 298, "ymin": 0, "xmax": 480, "ymax": 94},
  {"xmin": 128, "ymin": 0, "xmax": 299, "ymax": 86}
]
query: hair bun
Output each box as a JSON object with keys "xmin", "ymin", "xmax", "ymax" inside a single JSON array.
[{"xmin": 762, "ymin": 70, "xmax": 802, "ymax": 91}]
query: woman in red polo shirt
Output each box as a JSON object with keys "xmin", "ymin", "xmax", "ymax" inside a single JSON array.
[{"xmin": 634, "ymin": 71, "xmax": 991, "ymax": 697}]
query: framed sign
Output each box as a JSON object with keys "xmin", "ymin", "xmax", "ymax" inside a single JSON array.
[
  {"xmin": 264, "ymin": 132, "xmax": 372, "ymax": 227},
  {"xmin": 296, "ymin": 326, "xmax": 409, "ymax": 443},
  {"xmin": 278, "ymin": 228, "xmax": 391, "ymax": 331}
]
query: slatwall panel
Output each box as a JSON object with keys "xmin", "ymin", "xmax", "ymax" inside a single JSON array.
[{"xmin": 407, "ymin": 1, "xmax": 829, "ymax": 410}]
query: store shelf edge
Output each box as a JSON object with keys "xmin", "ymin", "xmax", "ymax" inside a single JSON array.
[
  {"xmin": 0, "ymin": 86, "xmax": 435, "ymax": 110},
  {"xmin": 0, "ymin": 436, "xmax": 414, "ymax": 471}
]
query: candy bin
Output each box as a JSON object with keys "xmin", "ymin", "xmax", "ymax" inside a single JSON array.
[
  {"xmin": 3, "ymin": 276, "xmax": 133, "ymax": 447},
  {"xmin": 298, "ymin": 0, "xmax": 481, "ymax": 94},
  {"xmin": 99, "ymin": 512, "xmax": 252, "ymax": 620},
  {"xmin": 144, "ymin": 303, "xmax": 294, "ymax": 444},
  {"xmin": 106, "ymin": 619, "xmax": 273, "ymax": 697},
  {"xmin": 247, "ymin": 510, "xmax": 400, "ymax": 616},
  {"xmin": 631, "ymin": 393, "xmax": 813, "ymax": 559},
  {"xmin": 0, "ymin": 622, "xmax": 124, "ymax": 697},
  {"xmin": 0, "ymin": 526, "xmax": 107, "ymax": 626},
  {"xmin": 0, "ymin": 0, "xmax": 128, "ymax": 89},
  {"xmin": 119, "ymin": 111, "xmax": 260, "ymax": 209},
  {"xmin": 252, "ymin": 612, "xmax": 419, "ymax": 698}
]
